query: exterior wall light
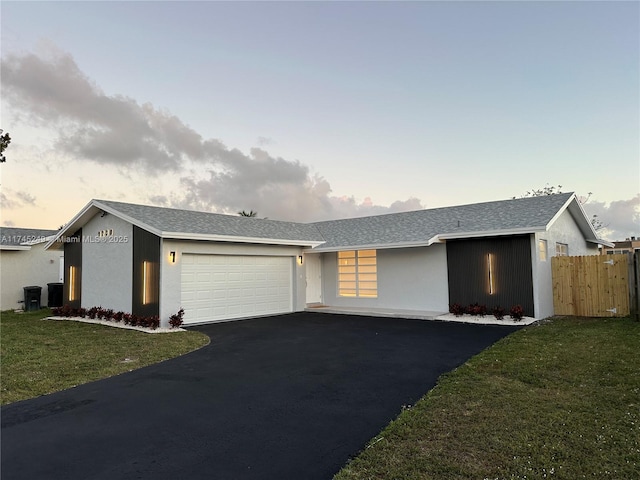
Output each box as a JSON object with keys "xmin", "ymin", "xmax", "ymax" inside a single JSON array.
[
  {"xmin": 488, "ymin": 253, "xmax": 495, "ymax": 295},
  {"xmin": 297, "ymin": 255, "xmax": 303, "ymax": 266},
  {"xmin": 169, "ymin": 251, "xmax": 176, "ymax": 263}
]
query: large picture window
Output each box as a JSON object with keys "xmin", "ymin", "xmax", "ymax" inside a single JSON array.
[{"xmin": 338, "ymin": 250, "xmax": 377, "ymax": 298}]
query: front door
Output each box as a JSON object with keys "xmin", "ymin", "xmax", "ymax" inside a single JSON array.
[{"xmin": 305, "ymin": 254, "xmax": 322, "ymax": 304}]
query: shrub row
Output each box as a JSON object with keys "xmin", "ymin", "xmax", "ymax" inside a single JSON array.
[
  {"xmin": 51, "ymin": 305, "xmax": 185, "ymax": 329},
  {"xmin": 449, "ymin": 303, "xmax": 525, "ymax": 321}
]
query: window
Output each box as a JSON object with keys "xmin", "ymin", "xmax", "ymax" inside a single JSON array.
[
  {"xmin": 142, "ymin": 261, "xmax": 157, "ymax": 305},
  {"xmin": 555, "ymin": 243, "xmax": 568, "ymax": 256},
  {"xmin": 538, "ymin": 240, "xmax": 547, "ymax": 262},
  {"xmin": 68, "ymin": 266, "xmax": 78, "ymax": 301},
  {"xmin": 338, "ymin": 250, "xmax": 377, "ymax": 298},
  {"xmin": 487, "ymin": 253, "xmax": 496, "ymax": 295}
]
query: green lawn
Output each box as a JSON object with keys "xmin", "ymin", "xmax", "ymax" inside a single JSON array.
[
  {"xmin": 0, "ymin": 309, "xmax": 209, "ymax": 405},
  {"xmin": 335, "ymin": 316, "xmax": 640, "ymax": 480}
]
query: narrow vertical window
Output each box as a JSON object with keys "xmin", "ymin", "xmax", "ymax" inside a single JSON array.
[
  {"xmin": 487, "ymin": 253, "xmax": 495, "ymax": 295},
  {"xmin": 538, "ymin": 239, "xmax": 547, "ymax": 262},
  {"xmin": 142, "ymin": 261, "xmax": 156, "ymax": 305},
  {"xmin": 338, "ymin": 251, "xmax": 357, "ymax": 297},
  {"xmin": 68, "ymin": 266, "xmax": 77, "ymax": 301}
]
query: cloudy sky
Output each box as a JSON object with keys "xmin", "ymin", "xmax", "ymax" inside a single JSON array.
[{"xmin": 1, "ymin": 1, "xmax": 638, "ymax": 240}]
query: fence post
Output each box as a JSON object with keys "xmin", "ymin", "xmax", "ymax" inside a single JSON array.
[{"xmin": 631, "ymin": 252, "xmax": 640, "ymax": 321}]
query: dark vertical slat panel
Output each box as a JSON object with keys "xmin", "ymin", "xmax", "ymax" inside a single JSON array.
[
  {"xmin": 447, "ymin": 235, "xmax": 534, "ymax": 316},
  {"xmin": 132, "ymin": 226, "xmax": 160, "ymax": 317},
  {"xmin": 63, "ymin": 229, "xmax": 82, "ymax": 308}
]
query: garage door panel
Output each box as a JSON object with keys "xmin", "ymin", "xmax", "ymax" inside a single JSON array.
[{"xmin": 181, "ymin": 254, "xmax": 293, "ymax": 324}]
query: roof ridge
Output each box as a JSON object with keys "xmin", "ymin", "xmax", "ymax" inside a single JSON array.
[
  {"xmin": 310, "ymin": 192, "xmax": 575, "ymax": 225},
  {"xmin": 94, "ymin": 199, "xmax": 308, "ymax": 227}
]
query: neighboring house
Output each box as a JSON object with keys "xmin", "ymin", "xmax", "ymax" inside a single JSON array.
[
  {"xmin": 601, "ymin": 237, "xmax": 640, "ymax": 255},
  {"xmin": 1, "ymin": 227, "xmax": 63, "ymax": 311},
  {"xmin": 46, "ymin": 193, "xmax": 611, "ymax": 327}
]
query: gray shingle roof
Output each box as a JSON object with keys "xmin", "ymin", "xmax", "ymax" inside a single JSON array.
[
  {"xmin": 52, "ymin": 193, "xmax": 581, "ymax": 251},
  {"xmin": 311, "ymin": 193, "xmax": 575, "ymax": 250},
  {"xmin": 0, "ymin": 227, "xmax": 57, "ymax": 246},
  {"xmin": 95, "ymin": 200, "xmax": 325, "ymax": 243}
]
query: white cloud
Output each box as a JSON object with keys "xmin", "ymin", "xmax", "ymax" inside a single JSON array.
[
  {"xmin": 0, "ymin": 189, "xmax": 37, "ymax": 209},
  {"xmin": 583, "ymin": 195, "xmax": 640, "ymax": 241},
  {"xmin": 2, "ymin": 48, "xmax": 425, "ymax": 222}
]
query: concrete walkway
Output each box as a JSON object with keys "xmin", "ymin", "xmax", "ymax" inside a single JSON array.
[{"xmin": 305, "ymin": 304, "xmax": 445, "ymax": 320}]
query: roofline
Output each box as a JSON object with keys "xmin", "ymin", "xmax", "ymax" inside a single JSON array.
[
  {"xmin": 22, "ymin": 235, "xmax": 56, "ymax": 246},
  {"xmin": 163, "ymin": 231, "xmax": 325, "ymax": 247},
  {"xmin": 588, "ymin": 238, "xmax": 615, "ymax": 248},
  {"xmin": 2, "ymin": 235, "xmax": 55, "ymax": 249},
  {"xmin": 435, "ymin": 227, "xmax": 544, "ymax": 241},
  {"xmin": 546, "ymin": 193, "xmax": 603, "ymax": 240},
  {"xmin": 94, "ymin": 200, "xmax": 164, "ymax": 236},
  {"xmin": 308, "ymin": 240, "xmax": 434, "ymax": 253},
  {"xmin": 0, "ymin": 245, "xmax": 32, "ymax": 251},
  {"xmin": 45, "ymin": 199, "xmax": 97, "ymax": 250},
  {"xmin": 46, "ymin": 199, "xmax": 326, "ymax": 249},
  {"xmin": 308, "ymin": 228, "xmax": 545, "ymax": 252}
]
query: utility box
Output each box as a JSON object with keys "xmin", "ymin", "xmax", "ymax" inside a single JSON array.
[
  {"xmin": 47, "ymin": 283, "xmax": 63, "ymax": 308},
  {"xmin": 23, "ymin": 286, "xmax": 42, "ymax": 312}
]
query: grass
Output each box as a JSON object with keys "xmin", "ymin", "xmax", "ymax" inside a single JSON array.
[
  {"xmin": 335, "ymin": 316, "xmax": 640, "ymax": 480},
  {"xmin": 0, "ymin": 308, "xmax": 209, "ymax": 405}
]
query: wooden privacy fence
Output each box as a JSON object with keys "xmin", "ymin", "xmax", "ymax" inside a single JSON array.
[{"xmin": 552, "ymin": 254, "xmax": 633, "ymax": 317}]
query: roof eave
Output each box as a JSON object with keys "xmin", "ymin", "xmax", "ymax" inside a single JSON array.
[
  {"xmin": 94, "ymin": 200, "xmax": 163, "ymax": 237},
  {"xmin": 22, "ymin": 235, "xmax": 56, "ymax": 246},
  {"xmin": 551, "ymin": 194, "xmax": 602, "ymax": 243},
  {"xmin": 308, "ymin": 228, "xmax": 547, "ymax": 252},
  {"xmin": 45, "ymin": 200, "xmax": 164, "ymax": 250},
  {"xmin": 163, "ymin": 231, "xmax": 325, "ymax": 248},
  {"xmin": 45, "ymin": 200, "xmax": 97, "ymax": 250},
  {"xmin": 307, "ymin": 239, "xmax": 438, "ymax": 253},
  {"xmin": 589, "ymin": 238, "xmax": 615, "ymax": 248},
  {"xmin": 0, "ymin": 245, "xmax": 31, "ymax": 251},
  {"xmin": 437, "ymin": 227, "xmax": 544, "ymax": 241}
]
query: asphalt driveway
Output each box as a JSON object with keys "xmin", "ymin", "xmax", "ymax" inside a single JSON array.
[{"xmin": 1, "ymin": 312, "xmax": 520, "ymax": 480}]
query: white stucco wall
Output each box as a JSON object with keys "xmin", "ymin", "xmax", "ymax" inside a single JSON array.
[
  {"xmin": 81, "ymin": 213, "xmax": 133, "ymax": 312},
  {"xmin": 0, "ymin": 244, "xmax": 63, "ymax": 310},
  {"xmin": 532, "ymin": 208, "xmax": 600, "ymax": 319},
  {"xmin": 160, "ymin": 240, "xmax": 305, "ymax": 327},
  {"xmin": 320, "ymin": 244, "xmax": 449, "ymax": 313}
]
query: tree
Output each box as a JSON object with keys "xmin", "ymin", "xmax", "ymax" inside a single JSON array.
[
  {"xmin": 520, "ymin": 184, "xmax": 605, "ymax": 232},
  {"xmin": 522, "ymin": 184, "xmax": 563, "ymax": 197},
  {"xmin": 0, "ymin": 129, "xmax": 11, "ymax": 163},
  {"xmin": 238, "ymin": 210, "xmax": 257, "ymax": 217}
]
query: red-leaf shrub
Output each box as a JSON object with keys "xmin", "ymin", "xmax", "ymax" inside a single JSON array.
[
  {"xmin": 510, "ymin": 305, "xmax": 525, "ymax": 321},
  {"xmin": 169, "ymin": 308, "xmax": 185, "ymax": 328},
  {"xmin": 449, "ymin": 303, "xmax": 466, "ymax": 317},
  {"xmin": 52, "ymin": 305, "xmax": 160, "ymax": 330},
  {"xmin": 468, "ymin": 303, "xmax": 487, "ymax": 317},
  {"xmin": 492, "ymin": 306, "xmax": 506, "ymax": 320}
]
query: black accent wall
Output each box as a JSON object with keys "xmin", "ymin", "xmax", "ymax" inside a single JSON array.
[
  {"xmin": 447, "ymin": 235, "xmax": 534, "ymax": 316},
  {"xmin": 132, "ymin": 225, "xmax": 160, "ymax": 318},
  {"xmin": 63, "ymin": 229, "xmax": 82, "ymax": 309}
]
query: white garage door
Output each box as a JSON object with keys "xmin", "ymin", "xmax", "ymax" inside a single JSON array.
[{"xmin": 181, "ymin": 254, "xmax": 293, "ymax": 325}]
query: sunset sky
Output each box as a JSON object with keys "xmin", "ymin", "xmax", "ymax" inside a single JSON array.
[{"xmin": 1, "ymin": 1, "xmax": 638, "ymax": 240}]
